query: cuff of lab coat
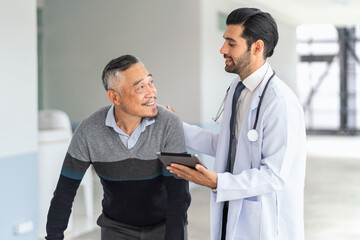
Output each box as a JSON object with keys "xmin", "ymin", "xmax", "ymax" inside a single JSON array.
[{"xmin": 215, "ymin": 172, "xmax": 229, "ymax": 202}]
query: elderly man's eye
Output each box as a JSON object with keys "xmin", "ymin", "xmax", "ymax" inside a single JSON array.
[{"xmin": 136, "ymin": 85, "xmax": 144, "ymax": 92}]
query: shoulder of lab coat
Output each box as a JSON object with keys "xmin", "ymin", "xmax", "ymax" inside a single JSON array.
[
  {"xmin": 216, "ymin": 70, "xmax": 306, "ymax": 202},
  {"xmin": 183, "ymin": 122, "xmax": 219, "ymax": 157},
  {"xmin": 182, "ymin": 76, "xmax": 240, "ymax": 157}
]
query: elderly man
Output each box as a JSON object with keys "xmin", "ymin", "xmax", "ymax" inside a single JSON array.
[{"xmin": 45, "ymin": 55, "xmax": 191, "ymax": 240}]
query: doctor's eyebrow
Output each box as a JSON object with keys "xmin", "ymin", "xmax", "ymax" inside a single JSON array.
[
  {"xmin": 133, "ymin": 73, "xmax": 152, "ymax": 86},
  {"xmin": 223, "ymin": 36, "xmax": 237, "ymax": 43}
]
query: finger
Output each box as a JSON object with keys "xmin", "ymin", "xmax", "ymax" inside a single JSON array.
[
  {"xmin": 194, "ymin": 165, "xmax": 212, "ymax": 182},
  {"xmin": 195, "ymin": 164, "xmax": 207, "ymax": 173},
  {"xmin": 169, "ymin": 163, "xmax": 192, "ymax": 171},
  {"xmin": 167, "ymin": 166, "xmax": 181, "ymax": 174},
  {"xmin": 170, "ymin": 163, "xmax": 201, "ymax": 177},
  {"xmin": 166, "ymin": 105, "xmax": 176, "ymax": 113},
  {"xmin": 167, "ymin": 165, "xmax": 190, "ymax": 176},
  {"xmin": 168, "ymin": 166, "xmax": 193, "ymax": 181}
]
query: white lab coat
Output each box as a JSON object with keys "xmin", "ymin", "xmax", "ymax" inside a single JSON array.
[{"xmin": 183, "ymin": 65, "xmax": 306, "ymax": 240}]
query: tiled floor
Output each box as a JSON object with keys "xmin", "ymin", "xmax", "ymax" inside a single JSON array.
[
  {"xmin": 304, "ymin": 136, "xmax": 360, "ymax": 240},
  {"xmin": 65, "ymin": 136, "xmax": 360, "ymax": 240}
]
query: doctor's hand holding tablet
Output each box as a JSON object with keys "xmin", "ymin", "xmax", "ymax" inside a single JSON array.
[
  {"xmin": 168, "ymin": 162, "xmax": 217, "ymax": 189},
  {"xmin": 163, "ymin": 105, "xmax": 218, "ymax": 189}
]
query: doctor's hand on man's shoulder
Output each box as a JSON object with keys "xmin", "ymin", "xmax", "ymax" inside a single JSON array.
[
  {"xmin": 167, "ymin": 163, "xmax": 218, "ymax": 189},
  {"xmin": 166, "ymin": 105, "xmax": 177, "ymax": 114},
  {"xmin": 166, "ymin": 105, "xmax": 183, "ymax": 121}
]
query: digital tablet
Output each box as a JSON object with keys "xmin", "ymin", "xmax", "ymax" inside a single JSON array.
[{"xmin": 156, "ymin": 152, "xmax": 206, "ymax": 169}]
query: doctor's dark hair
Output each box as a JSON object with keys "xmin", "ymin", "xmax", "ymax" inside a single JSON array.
[
  {"xmin": 226, "ymin": 8, "xmax": 278, "ymax": 58},
  {"xmin": 101, "ymin": 54, "xmax": 139, "ymax": 91}
]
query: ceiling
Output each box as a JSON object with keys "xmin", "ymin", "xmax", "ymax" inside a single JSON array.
[
  {"xmin": 37, "ymin": 0, "xmax": 360, "ymax": 26},
  {"xmin": 236, "ymin": 0, "xmax": 360, "ymax": 26}
]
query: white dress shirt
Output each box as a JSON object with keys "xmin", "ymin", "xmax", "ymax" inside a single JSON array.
[
  {"xmin": 105, "ymin": 105, "xmax": 155, "ymax": 149},
  {"xmin": 235, "ymin": 62, "xmax": 270, "ymax": 140}
]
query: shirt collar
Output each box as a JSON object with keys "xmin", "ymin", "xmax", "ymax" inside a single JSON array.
[
  {"xmin": 105, "ymin": 105, "xmax": 155, "ymax": 136},
  {"xmin": 241, "ymin": 62, "xmax": 270, "ymax": 92}
]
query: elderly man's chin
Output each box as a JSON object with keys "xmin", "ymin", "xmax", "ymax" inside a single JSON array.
[{"xmin": 143, "ymin": 107, "xmax": 158, "ymax": 118}]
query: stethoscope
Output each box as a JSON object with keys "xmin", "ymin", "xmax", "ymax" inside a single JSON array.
[{"xmin": 213, "ymin": 71, "xmax": 276, "ymax": 142}]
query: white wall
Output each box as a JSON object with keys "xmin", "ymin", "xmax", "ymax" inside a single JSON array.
[
  {"xmin": 0, "ymin": 0, "xmax": 38, "ymax": 239},
  {"xmin": 268, "ymin": 22, "xmax": 298, "ymax": 94},
  {"xmin": 199, "ymin": 0, "xmax": 237, "ymax": 126},
  {"xmin": 42, "ymin": 0, "xmax": 201, "ymax": 123},
  {"xmin": 0, "ymin": 0, "xmax": 38, "ymax": 158}
]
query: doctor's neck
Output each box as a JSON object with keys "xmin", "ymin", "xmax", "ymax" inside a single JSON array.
[{"xmin": 238, "ymin": 60, "xmax": 266, "ymax": 81}]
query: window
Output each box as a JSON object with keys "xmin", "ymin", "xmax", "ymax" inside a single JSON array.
[{"xmin": 297, "ymin": 24, "xmax": 360, "ymax": 134}]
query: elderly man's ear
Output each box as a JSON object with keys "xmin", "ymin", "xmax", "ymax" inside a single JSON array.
[{"xmin": 107, "ymin": 90, "xmax": 121, "ymax": 105}]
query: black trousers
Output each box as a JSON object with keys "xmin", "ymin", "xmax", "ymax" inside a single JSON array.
[
  {"xmin": 97, "ymin": 213, "xmax": 188, "ymax": 240},
  {"xmin": 221, "ymin": 201, "xmax": 229, "ymax": 240}
]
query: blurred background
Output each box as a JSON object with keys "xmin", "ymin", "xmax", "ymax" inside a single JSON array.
[{"xmin": 1, "ymin": 0, "xmax": 360, "ymax": 239}]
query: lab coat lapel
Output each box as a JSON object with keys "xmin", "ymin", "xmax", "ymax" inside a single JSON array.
[
  {"xmin": 231, "ymin": 66, "xmax": 274, "ymax": 174},
  {"xmin": 211, "ymin": 77, "xmax": 240, "ymax": 240},
  {"xmin": 214, "ymin": 77, "xmax": 239, "ymax": 173},
  {"xmin": 246, "ymin": 66, "xmax": 275, "ymax": 133}
]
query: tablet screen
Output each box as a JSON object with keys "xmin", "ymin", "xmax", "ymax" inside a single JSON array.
[{"xmin": 156, "ymin": 152, "xmax": 206, "ymax": 169}]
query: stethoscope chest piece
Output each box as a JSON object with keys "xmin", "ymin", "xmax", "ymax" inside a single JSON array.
[{"xmin": 247, "ymin": 129, "xmax": 259, "ymax": 142}]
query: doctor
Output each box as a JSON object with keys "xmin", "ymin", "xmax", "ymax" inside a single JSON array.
[{"xmin": 167, "ymin": 7, "xmax": 306, "ymax": 240}]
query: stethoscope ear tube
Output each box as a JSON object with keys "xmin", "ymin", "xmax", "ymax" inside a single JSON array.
[
  {"xmin": 248, "ymin": 71, "xmax": 276, "ymax": 142},
  {"xmin": 252, "ymin": 71, "xmax": 276, "ymax": 129},
  {"xmin": 212, "ymin": 71, "xmax": 276, "ymax": 142},
  {"xmin": 212, "ymin": 85, "xmax": 231, "ymax": 123}
]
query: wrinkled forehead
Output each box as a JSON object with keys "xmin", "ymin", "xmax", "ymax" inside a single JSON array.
[
  {"xmin": 114, "ymin": 63, "xmax": 152, "ymax": 88},
  {"xmin": 123, "ymin": 63, "xmax": 150, "ymax": 81}
]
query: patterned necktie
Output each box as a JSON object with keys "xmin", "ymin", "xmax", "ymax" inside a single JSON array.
[{"xmin": 227, "ymin": 81, "xmax": 245, "ymax": 172}]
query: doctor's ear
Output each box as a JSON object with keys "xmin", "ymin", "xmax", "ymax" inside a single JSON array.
[{"xmin": 252, "ymin": 40, "xmax": 264, "ymax": 56}]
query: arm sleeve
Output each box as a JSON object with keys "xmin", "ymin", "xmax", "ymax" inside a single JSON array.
[
  {"xmin": 163, "ymin": 175, "xmax": 191, "ymax": 240},
  {"xmin": 162, "ymin": 114, "xmax": 191, "ymax": 240},
  {"xmin": 183, "ymin": 122, "xmax": 219, "ymax": 157},
  {"xmin": 45, "ymin": 175, "xmax": 81, "ymax": 240},
  {"xmin": 46, "ymin": 123, "xmax": 91, "ymax": 240}
]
